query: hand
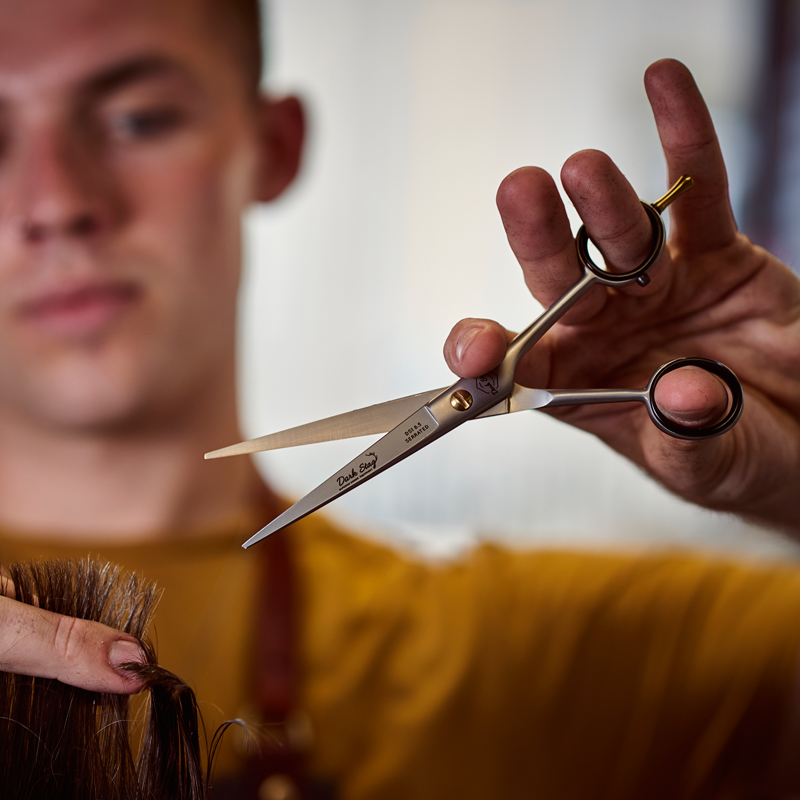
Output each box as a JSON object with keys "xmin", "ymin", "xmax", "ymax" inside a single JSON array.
[
  {"xmin": 0, "ymin": 570, "xmax": 145, "ymax": 693},
  {"xmin": 443, "ymin": 59, "xmax": 800, "ymax": 535}
]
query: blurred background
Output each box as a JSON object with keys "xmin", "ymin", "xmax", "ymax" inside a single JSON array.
[{"xmin": 238, "ymin": 0, "xmax": 800, "ymax": 560}]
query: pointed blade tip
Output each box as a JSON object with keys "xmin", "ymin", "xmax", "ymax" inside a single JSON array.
[
  {"xmin": 242, "ymin": 532, "xmax": 265, "ymax": 549},
  {"xmin": 204, "ymin": 444, "xmax": 252, "ymax": 460},
  {"xmin": 242, "ymin": 524, "xmax": 278, "ymax": 549}
]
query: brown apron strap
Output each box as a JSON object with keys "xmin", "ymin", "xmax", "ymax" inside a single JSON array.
[
  {"xmin": 234, "ymin": 526, "xmax": 310, "ymax": 800},
  {"xmin": 210, "ymin": 522, "xmax": 309, "ymax": 800},
  {"xmin": 211, "ymin": 486, "xmax": 336, "ymax": 800},
  {"xmin": 254, "ymin": 525, "xmax": 297, "ymax": 720},
  {"xmin": 249, "ymin": 483, "xmax": 332, "ymax": 800}
]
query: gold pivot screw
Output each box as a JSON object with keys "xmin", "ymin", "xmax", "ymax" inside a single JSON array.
[{"xmin": 450, "ymin": 390, "xmax": 473, "ymax": 411}]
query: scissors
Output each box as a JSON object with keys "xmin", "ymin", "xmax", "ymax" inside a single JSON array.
[{"xmin": 207, "ymin": 175, "xmax": 744, "ymax": 549}]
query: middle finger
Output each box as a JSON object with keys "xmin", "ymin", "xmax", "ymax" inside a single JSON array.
[{"xmin": 561, "ymin": 149, "xmax": 669, "ymax": 295}]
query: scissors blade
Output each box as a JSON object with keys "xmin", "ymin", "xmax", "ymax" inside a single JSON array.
[
  {"xmin": 205, "ymin": 388, "xmax": 446, "ymax": 458},
  {"xmin": 242, "ymin": 403, "xmax": 443, "ymax": 548},
  {"xmin": 242, "ymin": 372, "xmax": 556, "ymax": 548},
  {"xmin": 209, "ymin": 384, "xmax": 552, "ymax": 463},
  {"xmin": 243, "ymin": 371, "xmax": 530, "ymax": 548}
]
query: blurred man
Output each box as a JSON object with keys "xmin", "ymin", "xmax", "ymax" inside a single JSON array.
[{"xmin": 1, "ymin": 0, "xmax": 799, "ymax": 798}]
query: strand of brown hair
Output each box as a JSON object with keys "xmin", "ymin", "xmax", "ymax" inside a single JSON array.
[{"xmin": 0, "ymin": 559, "xmax": 222, "ymax": 800}]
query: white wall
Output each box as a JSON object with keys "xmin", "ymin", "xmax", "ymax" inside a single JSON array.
[{"xmin": 238, "ymin": 0, "xmax": 798, "ymax": 560}]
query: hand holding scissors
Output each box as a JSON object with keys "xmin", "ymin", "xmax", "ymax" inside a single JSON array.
[{"xmin": 207, "ymin": 175, "xmax": 743, "ymax": 548}]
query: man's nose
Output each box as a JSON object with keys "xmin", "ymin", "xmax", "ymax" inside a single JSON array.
[{"xmin": 10, "ymin": 129, "xmax": 122, "ymax": 244}]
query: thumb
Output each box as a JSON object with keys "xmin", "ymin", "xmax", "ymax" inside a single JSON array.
[
  {"xmin": 643, "ymin": 364, "xmax": 737, "ymax": 504},
  {"xmin": 444, "ymin": 318, "xmax": 510, "ymax": 378},
  {"xmin": 652, "ymin": 365, "xmax": 731, "ymax": 428},
  {"xmin": 0, "ymin": 595, "xmax": 146, "ymax": 694}
]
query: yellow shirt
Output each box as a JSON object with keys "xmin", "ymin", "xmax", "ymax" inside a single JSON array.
[{"xmin": 2, "ymin": 512, "xmax": 799, "ymax": 800}]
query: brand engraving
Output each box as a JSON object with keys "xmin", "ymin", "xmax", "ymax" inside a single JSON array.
[
  {"xmin": 337, "ymin": 451, "xmax": 378, "ymax": 489},
  {"xmin": 476, "ymin": 372, "xmax": 499, "ymax": 395}
]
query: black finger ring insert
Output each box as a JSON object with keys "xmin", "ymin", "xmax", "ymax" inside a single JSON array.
[{"xmin": 575, "ymin": 202, "xmax": 666, "ymax": 287}]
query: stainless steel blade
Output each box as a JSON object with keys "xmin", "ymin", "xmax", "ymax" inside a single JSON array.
[
  {"xmin": 205, "ymin": 388, "xmax": 445, "ymax": 459},
  {"xmin": 242, "ymin": 374, "xmax": 542, "ymax": 548},
  {"xmin": 241, "ymin": 373, "xmax": 549, "ymax": 548},
  {"xmin": 243, "ymin": 404, "xmax": 442, "ymax": 548}
]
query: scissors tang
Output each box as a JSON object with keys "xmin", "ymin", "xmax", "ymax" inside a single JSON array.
[
  {"xmin": 482, "ymin": 357, "xmax": 744, "ymax": 441},
  {"xmin": 474, "ymin": 385, "xmax": 554, "ymax": 417}
]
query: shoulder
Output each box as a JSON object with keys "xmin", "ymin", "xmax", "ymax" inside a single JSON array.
[{"xmin": 290, "ymin": 513, "xmax": 424, "ymax": 599}]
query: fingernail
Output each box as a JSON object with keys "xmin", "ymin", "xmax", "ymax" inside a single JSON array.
[
  {"xmin": 455, "ymin": 326, "xmax": 482, "ymax": 363},
  {"xmin": 109, "ymin": 640, "xmax": 145, "ymax": 671}
]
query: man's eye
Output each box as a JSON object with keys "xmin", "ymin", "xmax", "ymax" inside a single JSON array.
[{"xmin": 110, "ymin": 108, "xmax": 184, "ymax": 141}]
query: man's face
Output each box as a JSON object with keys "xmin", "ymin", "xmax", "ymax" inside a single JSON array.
[{"xmin": 0, "ymin": 0, "xmax": 267, "ymax": 431}]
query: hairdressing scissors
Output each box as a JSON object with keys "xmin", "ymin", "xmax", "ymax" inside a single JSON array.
[{"xmin": 207, "ymin": 175, "xmax": 744, "ymax": 549}]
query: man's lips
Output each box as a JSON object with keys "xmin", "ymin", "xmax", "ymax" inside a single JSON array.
[{"xmin": 17, "ymin": 282, "xmax": 142, "ymax": 339}]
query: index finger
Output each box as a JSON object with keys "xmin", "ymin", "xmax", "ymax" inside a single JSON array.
[
  {"xmin": 0, "ymin": 595, "xmax": 145, "ymax": 693},
  {"xmin": 495, "ymin": 166, "xmax": 606, "ymax": 321},
  {"xmin": 645, "ymin": 59, "xmax": 738, "ymax": 254}
]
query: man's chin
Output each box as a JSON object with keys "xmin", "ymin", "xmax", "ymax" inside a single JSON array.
[
  {"xmin": 0, "ymin": 326, "xmax": 229, "ymax": 435},
  {"xmin": 0, "ymin": 369, "xmax": 180, "ymax": 435},
  {"xmin": 21, "ymin": 393, "xmax": 164, "ymax": 435}
]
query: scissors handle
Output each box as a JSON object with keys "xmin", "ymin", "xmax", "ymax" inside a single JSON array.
[
  {"xmin": 543, "ymin": 357, "xmax": 744, "ymax": 440},
  {"xmin": 501, "ymin": 176, "xmax": 694, "ymax": 386}
]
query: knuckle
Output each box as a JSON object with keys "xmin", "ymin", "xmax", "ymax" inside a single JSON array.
[
  {"xmin": 52, "ymin": 613, "xmax": 89, "ymax": 664},
  {"xmin": 0, "ymin": 599, "xmax": 25, "ymax": 667},
  {"xmin": 595, "ymin": 213, "xmax": 648, "ymax": 249},
  {"xmin": 663, "ymin": 134, "xmax": 717, "ymax": 160}
]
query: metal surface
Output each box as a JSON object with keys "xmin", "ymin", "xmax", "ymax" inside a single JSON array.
[
  {"xmin": 651, "ymin": 175, "xmax": 694, "ymax": 214},
  {"xmin": 225, "ymin": 177, "xmax": 744, "ymax": 549},
  {"xmin": 527, "ymin": 357, "xmax": 743, "ymax": 440},
  {"xmin": 450, "ymin": 390, "xmax": 474, "ymax": 411},
  {"xmin": 243, "ymin": 404, "xmax": 443, "ymax": 546},
  {"xmin": 206, "ymin": 388, "xmax": 445, "ymax": 457}
]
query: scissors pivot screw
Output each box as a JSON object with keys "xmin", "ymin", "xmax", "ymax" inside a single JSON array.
[{"xmin": 450, "ymin": 390, "xmax": 474, "ymax": 412}]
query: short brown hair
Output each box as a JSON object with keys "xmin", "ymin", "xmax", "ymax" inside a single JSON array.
[{"xmin": 209, "ymin": 0, "xmax": 264, "ymax": 98}]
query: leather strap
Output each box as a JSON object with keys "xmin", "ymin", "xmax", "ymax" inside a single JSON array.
[
  {"xmin": 244, "ymin": 487, "xmax": 311, "ymax": 800},
  {"xmin": 254, "ymin": 524, "xmax": 298, "ymax": 722},
  {"xmin": 211, "ymin": 487, "xmax": 335, "ymax": 800}
]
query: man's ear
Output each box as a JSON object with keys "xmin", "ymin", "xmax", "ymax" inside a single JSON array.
[{"xmin": 254, "ymin": 95, "xmax": 306, "ymax": 202}]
